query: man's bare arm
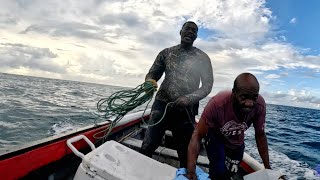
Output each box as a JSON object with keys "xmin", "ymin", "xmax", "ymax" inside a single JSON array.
[
  {"xmin": 186, "ymin": 118, "xmax": 209, "ymax": 177},
  {"xmin": 255, "ymin": 130, "xmax": 271, "ymax": 169}
]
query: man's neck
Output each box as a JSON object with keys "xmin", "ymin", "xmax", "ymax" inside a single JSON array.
[
  {"xmin": 180, "ymin": 42, "xmax": 193, "ymax": 50},
  {"xmin": 232, "ymin": 102, "xmax": 247, "ymax": 122},
  {"xmin": 235, "ymin": 110, "xmax": 247, "ymax": 122}
]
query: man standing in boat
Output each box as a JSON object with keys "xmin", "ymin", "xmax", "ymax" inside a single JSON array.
[
  {"xmin": 186, "ymin": 73, "xmax": 271, "ymax": 180},
  {"xmin": 140, "ymin": 21, "xmax": 214, "ymax": 168}
]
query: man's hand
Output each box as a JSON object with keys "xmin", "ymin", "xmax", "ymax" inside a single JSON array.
[
  {"xmin": 145, "ymin": 79, "xmax": 158, "ymax": 88},
  {"xmin": 184, "ymin": 172, "xmax": 197, "ymax": 180},
  {"xmin": 144, "ymin": 79, "xmax": 157, "ymax": 96},
  {"xmin": 174, "ymin": 96, "xmax": 190, "ymax": 107}
]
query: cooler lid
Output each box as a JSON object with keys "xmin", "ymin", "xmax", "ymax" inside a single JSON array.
[{"xmin": 82, "ymin": 140, "xmax": 177, "ymax": 180}]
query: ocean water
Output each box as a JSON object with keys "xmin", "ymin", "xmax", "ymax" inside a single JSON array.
[{"xmin": 0, "ymin": 73, "xmax": 319, "ymax": 180}]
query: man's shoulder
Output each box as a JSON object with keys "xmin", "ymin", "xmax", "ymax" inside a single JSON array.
[
  {"xmin": 193, "ymin": 46, "xmax": 207, "ymax": 55},
  {"xmin": 163, "ymin": 45, "xmax": 179, "ymax": 51},
  {"xmin": 193, "ymin": 46, "xmax": 206, "ymax": 53},
  {"xmin": 158, "ymin": 45, "xmax": 179, "ymax": 56},
  {"xmin": 193, "ymin": 47, "xmax": 210, "ymax": 59},
  {"xmin": 210, "ymin": 91, "xmax": 232, "ymax": 107},
  {"xmin": 256, "ymin": 94, "xmax": 266, "ymax": 109}
]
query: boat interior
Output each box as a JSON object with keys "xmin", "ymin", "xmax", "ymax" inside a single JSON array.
[{"xmin": 19, "ymin": 118, "xmax": 248, "ymax": 180}]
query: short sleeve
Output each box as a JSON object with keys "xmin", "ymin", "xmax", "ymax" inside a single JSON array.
[{"xmin": 200, "ymin": 97, "xmax": 217, "ymax": 128}]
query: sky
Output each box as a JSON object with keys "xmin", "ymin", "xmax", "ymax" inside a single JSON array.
[{"xmin": 0, "ymin": 0, "xmax": 319, "ymax": 109}]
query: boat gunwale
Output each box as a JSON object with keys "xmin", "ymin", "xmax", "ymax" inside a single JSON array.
[{"xmin": 0, "ymin": 111, "xmax": 149, "ymax": 180}]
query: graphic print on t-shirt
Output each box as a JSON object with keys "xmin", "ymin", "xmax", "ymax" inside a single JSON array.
[{"xmin": 220, "ymin": 120, "xmax": 248, "ymax": 137}]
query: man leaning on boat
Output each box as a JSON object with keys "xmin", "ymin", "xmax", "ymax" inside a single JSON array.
[{"xmin": 186, "ymin": 73, "xmax": 285, "ymax": 180}]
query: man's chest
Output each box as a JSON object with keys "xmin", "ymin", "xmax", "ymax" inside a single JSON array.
[
  {"xmin": 219, "ymin": 119, "xmax": 248, "ymax": 137},
  {"xmin": 165, "ymin": 51, "xmax": 198, "ymax": 71},
  {"xmin": 216, "ymin": 111, "xmax": 255, "ymax": 137}
]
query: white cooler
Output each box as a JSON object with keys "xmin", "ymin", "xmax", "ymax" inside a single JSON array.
[{"xmin": 67, "ymin": 135, "xmax": 177, "ymax": 180}]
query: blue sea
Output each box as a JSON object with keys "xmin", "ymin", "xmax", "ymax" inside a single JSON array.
[{"xmin": 0, "ymin": 73, "xmax": 319, "ymax": 180}]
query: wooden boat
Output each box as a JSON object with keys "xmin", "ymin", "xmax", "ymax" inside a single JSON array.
[{"xmin": 0, "ymin": 110, "xmax": 269, "ymax": 180}]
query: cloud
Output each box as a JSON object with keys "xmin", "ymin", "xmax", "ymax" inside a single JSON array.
[
  {"xmin": 0, "ymin": 13, "xmax": 18, "ymax": 25},
  {"xmin": 266, "ymin": 74, "xmax": 281, "ymax": 79},
  {"xmin": 291, "ymin": 90, "xmax": 320, "ymax": 105},
  {"xmin": 262, "ymin": 89, "xmax": 320, "ymax": 109},
  {"xmin": 205, "ymin": 0, "xmax": 272, "ymax": 41},
  {"xmin": 21, "ymin": 22, "xmax": 116, "ymax": 44},
  {"xmin": 289, "ymin": 17, "xmax": 297, "ymax": 24},
  {"xmin": 0, "ymin": 43, "xmax": 64, "ymax": 73},
  {"xmin": 269, "ymin": 91, "xmax": 289, "ymax": 98},
  {"xmin": 0, "ymin": 0, "xmax": 319, "ymax": 109}
]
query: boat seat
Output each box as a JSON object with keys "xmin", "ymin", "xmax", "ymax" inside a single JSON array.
[
  {"xmin": 122, "ymin": 137, "xmax": 209, "ymax": 167},
  {"xmin": 140, "ymin": 124, "xmax": 206, "ymax": 150},
  {"xmin": 140, "ymin": 124, "xmax": 173, "ymax": 137}
]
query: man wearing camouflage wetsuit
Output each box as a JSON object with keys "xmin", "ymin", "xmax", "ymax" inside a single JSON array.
[{"xmin": 140, "ymin": 21, "xmax": 214, "ymax": 168}]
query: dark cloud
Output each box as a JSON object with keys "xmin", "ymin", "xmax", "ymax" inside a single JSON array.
[
  {"xmin": 71, "ymin": 44, "xmax": 86, "ymax": 48},
  {"xmin": 79, "ymin": 56, "xmax": 117, "ymax": 77},
  {"xmin": 2, "ymin": 43, "xmax": 57, "ymax": 58},
  {"xmin": 141, "ymin": 31, "xmax": 175, "ymax": 46},
  {"xmin": 94, "ymin": 0, "xmax": 128, "ymax": 4},
  {"xmin": 266, "ymin": 91, "xmax": 320, "ymax": 107},
  {"xmin": 0, "ymin": 13, "xmax": 18, "ymax": 25},
  {"xmin": 122, "ymin": 72, "xmax": 145, "ymax": 78},
  {"xmin": 0, "ymin": 43, "xmax": 65, "ymax": 73},
  {"xmin": 153, "ymin": 10, "xmax": 165, "ymax": 17},
  {"xmin": 270, "ymin": 93, "xmax": 289, "ymax": 98},
  {"xmin": 115, "ymin": 50, "xmax": 138, "ymax": 58},
  {"xmin": 99, "ymin": 12, "xmax": 146, "ymax": 28},
  {"xmin": 78, "ymin": 54, "xmax": 145, "ymax": 80},
  {"xmin": 98, "ymin": 14, "xmax": 140, "ymax": 39},
  {"xmin": 15, "ymin": 0, "xmax": 34, "ymax": 8},
  {"xmin": 279, "ymin": 72, "xmax": 289, "ymax": 77},
  {"xmin": 21, "ymin": 22, "xmax": 115, "ymax": 44},
  {"xmin": 302, "ymin": 70, "xmax": 320, "ymax": 78},
  {"xmin": 99, "ymin": 12, "xmax": 176, "ymax": 46},
  {"xmin": 295, "ymin": 96, "xmax": 320, "ymax": 104},
  {"xmin": 21, "ymin": 24, "xmax": 48, "ymax": 34}
]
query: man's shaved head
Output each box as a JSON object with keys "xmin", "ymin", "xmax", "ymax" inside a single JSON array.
[{"xmin": 233, "ymin": 73, "xmax": 259, "ymax": 93}]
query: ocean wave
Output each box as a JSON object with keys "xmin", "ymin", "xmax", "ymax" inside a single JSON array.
[
  {"xmin": 301, "ymin": 141, "xmax": 320, "ymax": 149},
  {"xmin": 245, "ymin": 139, "xmax": 319, "ymax": 180},
  {"xmin": 0, "ymin": 121, "xmax": 21, "ymax": 129},
  {"xmin": 48, "ymin": 121, "xmax": 83, "ymax": 136},
  {"xmin": 302, "ymin": 123, "xmax": 320, "ymax": 132}
]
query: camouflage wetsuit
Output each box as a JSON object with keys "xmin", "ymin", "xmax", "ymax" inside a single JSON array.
[{"xmin": 140, "ymin": 44, "xmax": 213, "ymax": 168}]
